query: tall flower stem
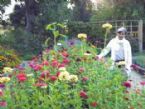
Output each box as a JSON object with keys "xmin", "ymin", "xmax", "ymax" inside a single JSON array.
[{"xmin": 104, "ymin": 29, "xmax": 109, "ymax": 47}]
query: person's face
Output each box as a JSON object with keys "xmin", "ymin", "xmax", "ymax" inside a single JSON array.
[{"xmin": 117, "ymin": 31, "xmax": 125, "ymax": 40}]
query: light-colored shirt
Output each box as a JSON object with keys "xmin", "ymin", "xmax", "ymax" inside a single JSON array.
[{"xmin": 99, "ymin": 36, "xmax": 132, "ymax": 70}]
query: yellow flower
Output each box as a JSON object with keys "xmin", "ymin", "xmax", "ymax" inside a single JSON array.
[
  {"xmin": 58, "ymin": 71, "xmax": 69, "ymax": 81},
  {"xmin": 0, "ymin": 77, "xmax": 10, "ymax": 83},
  {"xmin": 3, "ymin": 67, "xmax": 13, "ymax": 73},
  {"xmin": 58, "ymin": 67, "xmax": 66, "ymax": 71},
  {"xmin": 102, "ymin": 23, "xmax": 112, "ymax": 29},
  {"xmin": 68, "ymin": 75, "xmax": 78, "ymax": 83},
  {"xmin": 77, "ymin": 33, "xmax": 87, "ymax": 39}
]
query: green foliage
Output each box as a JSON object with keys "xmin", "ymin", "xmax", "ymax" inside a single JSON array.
[
  {"xmin": 92, "ymin": 0, "xmax": 145, "ymax": 20},
  {"xmin": 133, "ymin": 52, "xmax": 145, "ymax": 68},
  {"xmin": 0, "ymin": 46, "xmax": 21, "ymax": 73},
  {"xmin": 2, "ymin": 37, "xmax": 145, "ymax": 108},
  {"xmin": 45, "ymin": 22, "xmax": 67, "ymax": 50},
  {"xmin": 67, "ymin": 21, "xmax": 104, "ymax": 46},
  {"xmin": 0, "ymin": 28, "xmax": 43, "ymax": 58}
]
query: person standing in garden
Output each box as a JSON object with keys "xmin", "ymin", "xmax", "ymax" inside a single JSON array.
[{"xmin": 97, "ymin": 27, "xmax": 132, "ymax": 77}]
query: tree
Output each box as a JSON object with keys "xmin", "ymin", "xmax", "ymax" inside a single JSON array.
[{"xmin": 70, "ymin": 0, "xmax": 93, "ymax": 22}]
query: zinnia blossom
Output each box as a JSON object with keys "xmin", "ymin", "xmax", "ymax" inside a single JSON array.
[
  {"xmin": 90, "ymin": 102, "xmax": 98, "ymax": 107},
  {"xmin": 79, "ymin": 90, "xmax": 88, "ymax": 99},
  {"xmin": 3, "ymin": 67, "xmax": 13, "ymax": 73},
  {"xmin": 0, "ymin": 77, "xmax": 10, "ymax": 83},
  {"xmin": 68, "ymin": 75, "xmax": 78, "ymax": 83},
  {"xmin": 123, "ymin": 81, "xmax": 131, "ymax": 88},
  {"xmin": 0, "ymin": 101, "xmax": 7, "ymax": 107},
  {"xmin": 82, "ymin": 77, "xmax": 89, "ymax": 83},
  {"xmin": 16, "ymin": 73, "xmax": 27, "ymax": 82},
  {"xmin": 51, "ymin": 60, "xmax": 59, "ymax": 67},
  {"xmin": 58, "ymin": 71, "xmax": 69, "ymax": 81},
  {"xmin": 50, "ymin": 75, "xmax": 57, "ymax": 82},
  {"xmin": 140, "ymin": 81, "xmax": 145, "ymax": 86},
  {"xmin": 42, "ymin": 60, "xmax": 49, "ymax": 66},
  {"xmin": 102, "ymin": 23, "xmax": 112, "ymax": 29},
  {"xmin": 77, "ymin": 33, "xmax": 87, "ymax": 39},
  {"xmin": 0, "ymin": 90, "xmax": 3, "ymax": 96}
]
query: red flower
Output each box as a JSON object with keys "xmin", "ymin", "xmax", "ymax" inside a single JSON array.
[
  {"xmin": 62, "ymin": 58, "xmax": 70, "ymax": 64},
  {"xmin": 58, "ymin": 63, "xmax": 65, "ymax": 68},
  {"xmin": 90, "ymin": 102, "xmax": 98, "ymax": 107},
  {"xmin": 51, "ymin": 60, "xmax": 59, "ymax": 67},
  {"xmin": 123, "ymin": 81, "xmax": 131, "ymax": 88},
  {"xmin": 40, "ymin": 71, "xmax": 50, "ymax": 79},
  {"xmin": 42, "ymin": 60, "xmax": 49, "ymax": 66},
  {"xmin": 0, "ymin": 101, "xmax": 7, "ymax": 107},
  {"xmin": 79, "ymin": 90, "xmax": 88, "ymax": 99},
  {"xmin": 33, "ymin": 64, "xmax": 43, "ymax": 71},
  {"xmin": 56, "ymin": 72, "xmax": 61, "ymax": 77},
  {"xmin": 50, "ymin": 75, "xmax": 57, "ymax": 82},
  {"xmin": 82, "ymin": 77, "xmax": 89, "ymax": 83},
  {"xmin": 16, "ymin": 73, "xmax": 27, "ymax": 82},
  {"xmin": 62, "ymin": 51, "xmax": 69, "ymax": 57}
]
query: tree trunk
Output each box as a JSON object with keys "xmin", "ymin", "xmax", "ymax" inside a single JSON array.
[{"xmin": 25, "ymin": 0, "xmax": 36, "ymax": 32}]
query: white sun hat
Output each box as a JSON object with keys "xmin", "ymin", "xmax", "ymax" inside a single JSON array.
[{"xmin": 117, "ymin": 27, "xmax": 127, "ymax": 33}]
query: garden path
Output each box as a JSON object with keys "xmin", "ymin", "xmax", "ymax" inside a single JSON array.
[{"xmin": 128, "ymin": 71, "xmax": 145, "ymax": 90}]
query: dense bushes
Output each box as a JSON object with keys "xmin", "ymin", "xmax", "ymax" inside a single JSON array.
[{"xmin": 0, "ymin": 28, "xmax": 45, "ymax": 58}]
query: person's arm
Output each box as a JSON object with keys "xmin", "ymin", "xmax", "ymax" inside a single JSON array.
[
  {"xmin": 98, "ymin": 39, "xmax": 112, "ymax": 58},
  {"xmin": 125, "ymin": 42, "xmax": 132, "ymax": 71}
]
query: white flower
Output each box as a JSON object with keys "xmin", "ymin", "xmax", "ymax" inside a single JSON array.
[
  {"xmin": 3, "ymin": 67, "xmax": 13, "ymax": 73},
  {"xmin": 58, "ymin": 71, "xmax": 69, "ymax": 81},
  {"xmin": 57, "ymin": 43, "xmax": 62, "ymax": 46},
  {"xmin": 68, "ymin": 75, "xmax": 78, "ymax": 83},
  {"xmin": 58, "ymin": 67, "xmax": 66, "ymax": 71}
]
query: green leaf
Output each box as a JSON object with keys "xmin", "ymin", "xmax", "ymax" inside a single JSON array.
[{"xmin": 53, "ymin": 30, "xmax": 59, "ymax": 37}]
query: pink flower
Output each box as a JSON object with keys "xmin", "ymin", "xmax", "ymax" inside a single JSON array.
[
  {"xmin": 58, "ymin": 63, "xmax": 65, "ymax": 68},
  {"xmin": 82, "ymin": 77, "xmax": 89, "ymax": 83},
  {"xmin": 140, "ymin": 81, "xmax": 145, "ymax": 86},
  {"xmin": 79, "ymin": 90, "xmax": 88, "ymax": 99},
  {"xmin": 79, "ymin": 67, "xmax": 85, "ymax": 73},
  {"xmin": 33, "ymin": 64, "xmax": 43, "ymax": 71},
  {"xmin": 51, "ymin": 60, "xmax": 59, "ymax": 67},
  {"xmin": 29, "ymin": 61, "xmax": 36, "ymax": 68},
  {"xmin": 123, "ymin": 81, "xmax": 131, "ymax": 88},
  {"xmin": 0, "ymin": 101, "xmax": 7, "ymax": 107},
  {"xmin": 62, "ymin": 58, "xmax": 70, "ymax": 64},
  {"xmin": 0, "ymin": 90, "xmax": 3, "ymax": 96},
  {"xmin": 42, "ymin": 60, "xmax": 49, "ymax": 66}
]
